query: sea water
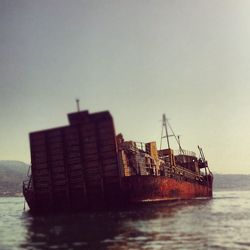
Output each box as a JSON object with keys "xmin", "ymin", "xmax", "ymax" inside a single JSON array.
[{"xmin": 1, "ymin": 190, "xmax": 250, "ymax": 250}]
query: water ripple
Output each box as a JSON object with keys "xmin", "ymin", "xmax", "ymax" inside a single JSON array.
[{"xmin": 1, "ymin": 191, "xmax": 250, "ymax": 249}]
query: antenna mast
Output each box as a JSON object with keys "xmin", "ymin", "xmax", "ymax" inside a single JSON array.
[{"xmin": 76, "ymin": 99, "xmax": 80, "ymax": 112}]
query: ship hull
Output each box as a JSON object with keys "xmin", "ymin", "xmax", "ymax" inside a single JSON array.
[
  {"xmin": 24, "ymin": 175, "xmax": 212, "ymax": 213},
  {"xmin": 122, "ymin": 176, "xmax": 212, "ymax": 203}
]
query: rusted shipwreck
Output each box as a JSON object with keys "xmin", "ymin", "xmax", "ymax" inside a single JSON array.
[{"xmin": 23, "ymin": 109, "xmax": 213, "ymax": 213}]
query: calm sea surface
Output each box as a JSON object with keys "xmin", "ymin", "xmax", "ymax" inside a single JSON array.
[{"xmin": 1, "ymin": 190, "xmax": 250, "ymax": 250}]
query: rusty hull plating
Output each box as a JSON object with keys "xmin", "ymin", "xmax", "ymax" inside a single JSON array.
[{"xmin": 23, "ymin": 110, "xmax": 213, "ymax": 213}]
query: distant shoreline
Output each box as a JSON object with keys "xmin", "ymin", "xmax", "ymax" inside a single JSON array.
[{"xmin": 0, "ymin": 193, "xmax": 23, "ymax": 197}]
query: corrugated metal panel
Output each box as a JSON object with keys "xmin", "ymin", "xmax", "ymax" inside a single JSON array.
[{"xmin": 29, "ymin": 110, "xmax": 121, "ymax": 211}]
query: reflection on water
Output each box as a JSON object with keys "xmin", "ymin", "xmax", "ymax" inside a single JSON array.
[
  {"xmin": 20, "ymin": 200, "xmax": 213, "ymax": 250},
  {"xmin": 1, "ymin": 191, "xmax": 250, "ymax": 249}
]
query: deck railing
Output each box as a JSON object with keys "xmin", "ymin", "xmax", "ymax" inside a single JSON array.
[
  {"xmin": 23, "ymin": 165, "xmax": 33, "ymax": 194},
  {"xmin": 23, "ymin": 175, "xmax": 33, "ymax": 193},
  {"xmin": 174, "ymin": 149, "xmax": 196, "ymax": 157}
]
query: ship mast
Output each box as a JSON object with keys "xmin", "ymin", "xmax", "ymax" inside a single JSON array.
[
  {"xmin": 160, "ymin": 114, "xmax": 171, "ymax": 149},
  {"xmin": 160, "ymin": 114, "xmax": 184, "ymax": 154}
]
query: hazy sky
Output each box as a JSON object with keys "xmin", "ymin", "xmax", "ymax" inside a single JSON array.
[{"xmin": 1, "ymin": 0, "xmax": 250, "ymax": 174}]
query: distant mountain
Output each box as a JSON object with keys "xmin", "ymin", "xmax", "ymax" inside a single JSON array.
[
  {"xmin": 213, "ymin": 174, "xmax": 250, "ymax": 191},
  {"xmin": 0, "ymin": 161, "xmax": 29, "ymax": 196}
]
